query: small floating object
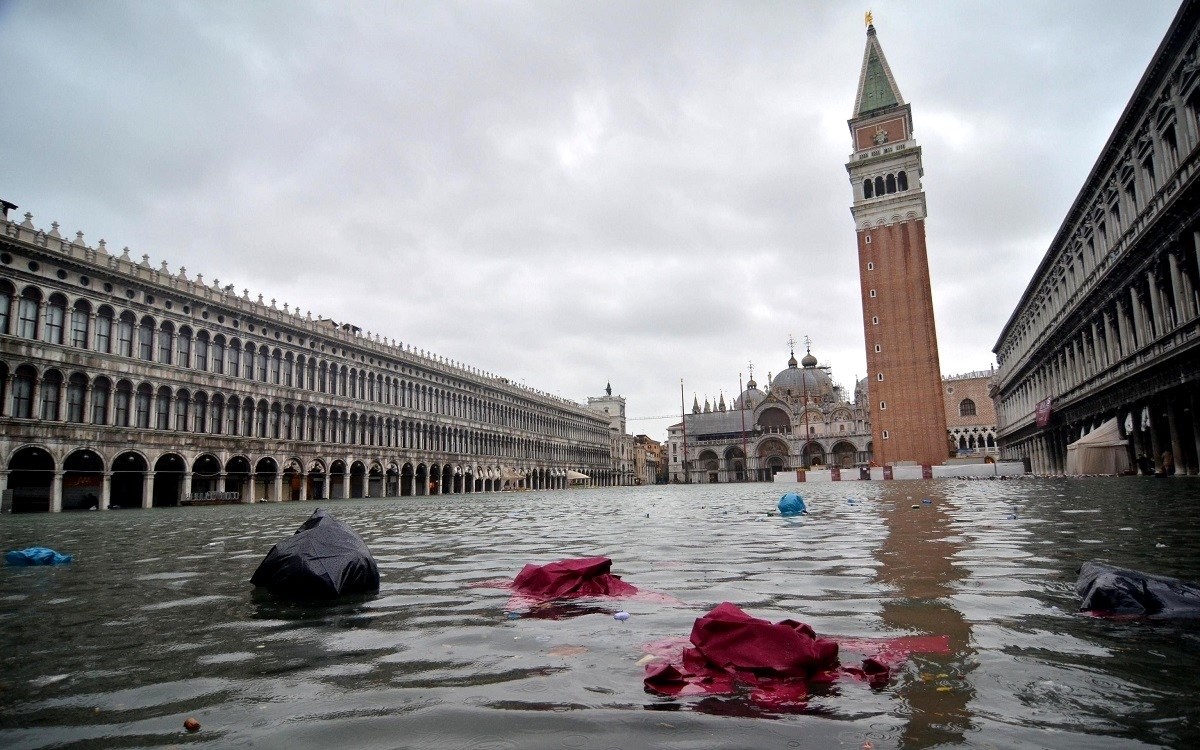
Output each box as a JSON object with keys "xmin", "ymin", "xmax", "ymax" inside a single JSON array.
[
  {"xmin": 911, "ymin": 504, "xmax": 920, "ymax": 509},
  {"xmin": 614, "ymin": 611, "xmax": 631, "ymax": 621},
  {"xmin": 921, "ymin": 499, "xmax": 932, "ymax": 504},
  {"xmin": 183, "ymin": 717, "xmax": 201, "ymax": 732},
  {"xmin": 5, "ymin": 547, "xmax": 72, "ymax": 566},
  {"xmin": 778, "ymin": 492, "xmax": 807, "ymax": 517},
  {"xmin": 506, "ymin": 611, "xmax": 521, "ymax": 620}
]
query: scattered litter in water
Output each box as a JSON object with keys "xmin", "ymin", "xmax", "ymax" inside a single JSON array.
[{"xmin": 615, "ymin": 611, "xmax": 630, "ymax": 621}]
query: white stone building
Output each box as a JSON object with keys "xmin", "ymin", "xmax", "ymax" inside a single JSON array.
[{"xmin": 0, "ymin": 203, "xmax": 615, "ymax": 512}]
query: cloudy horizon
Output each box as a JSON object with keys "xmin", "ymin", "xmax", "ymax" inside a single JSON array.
[{"xmin": 0, "ymin": 0, "xmax": 1183, "ymax": 439}]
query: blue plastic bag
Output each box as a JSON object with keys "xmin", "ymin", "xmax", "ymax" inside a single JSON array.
[
  {"xmin": 6, "ymin": 547, "xmax": 73, "ymax": 566},
  {"xmin": 778, "ymin": 492, "xmax": 807, "ymax": 516}
]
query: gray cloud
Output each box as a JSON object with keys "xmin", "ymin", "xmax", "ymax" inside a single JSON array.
[{"xmin": 0, "ymin": 0, "xmax": 1182, "ymax": 440}]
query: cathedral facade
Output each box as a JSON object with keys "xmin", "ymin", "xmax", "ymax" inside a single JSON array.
[{"xmin": 666, "ymin": 346, "xmax": 873, "ymax": 483}]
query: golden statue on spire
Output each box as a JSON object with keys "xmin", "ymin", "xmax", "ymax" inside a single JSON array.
[{"xmin": 865, "ymin": 10, "xmax": 873, "ymax": 27}]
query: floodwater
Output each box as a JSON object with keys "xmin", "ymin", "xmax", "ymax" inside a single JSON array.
[{"xmin": 1, "ymin": 478, "xmax": 1198, "ymax": 749}]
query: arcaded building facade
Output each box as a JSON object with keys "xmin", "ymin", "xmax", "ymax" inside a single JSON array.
[
  {"xmin": 992, "ymin": 1, "xmax": 1200, "ymax": 475},
  {"xmin": 846, "ymin": 22, "xmax": 950, "ymax": 467},
  {"xmin": 667, "ymin": 346, "xmax": 872, "ymax": 483},
  {"xmin": 0, "ymin": 204, "xmax": 614, "ymax": 512}
]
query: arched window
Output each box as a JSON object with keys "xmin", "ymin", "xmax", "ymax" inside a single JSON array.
[
  {"xmin": 12, "ymin": 366, "xmax": 36, "ymax": 418},
  {"xmin": 885, "ymin": 173, "xmax": 897, "ymax": 194},
  {"xmin": 874, "ymin": 176, "xmax": 885, "ymax": 197},
  {"xmin": 137, "ymin": 317, "xmax": 155, "ymax": 361},
  {"xmin": 212, "ymin": 335, "xmax": 226, "ymax": 374},
  {"xmin": 228, "ymin": 340, "xmax": 240, "ymax": 377},
  {"xmin": 0, "ymin": 281, "xmax": 12, "ymax": 334},
  {"xmin": 257, "ymin": 347, "xmax": 268, "ymax": 382},
  {"xmin": 66, "ymin": 373, "xmax": 87, "ymax": 423},
  {"xmin": 114, "ymin": 381, "xmax": 133, "ymax": 426},
  {"xmin": 175, "ymin": 389, "xmax": 190, "ymax": 431},
  {"xmin": 176, "ymin": 326, "xmax": 192, "ymax": 367},
  {"xmin": 117, "ymin": 312, "xmax": 135, "ymax": 357},
  {"xmin": 92, "ymin": 377, "xmax": 111, "ymax": 425},
  {"xmin": 17, "ymin": 288, "xmax": 41, "ymax": 338},
  {"xmin": 157, "ymin": 322, "xmax": 173, "ymax": 364},
  {"xmin": 897, "ymin": 170, "xmax": 908, "ymax": 190},
  {"xmin": 194, "ymin": 332, "xmax": 209, "ymax": 372},
  {"xmin": 135, "ymin": 383, "xmax": 153, "ymax": 428},
  {"xmin": 155, "ymin": 387, "xmax": 171, "ymax": 430},
  {"xmin": 863, "ymin": 178, "xmax": 874, "ymax": 199},
  {"xmin": 959, "ymin": 398, "xmax": 977, "ymax": 417},
  {"xmin": 40, "ymin": 370, "xmax": 62, "ymax": 420},
  {"xmin": 243, "ymin": 342, "xmax": 255, "ymax": 378},
  {"xmin": 95, "ymin": 307, "xmax": 114, "ymax": 353},
  {"xmin": 270, "ymin": 350, "xmax": 281, "ymax": 385},
  {"xmin": 70, "ymin": 300, "xmax": 91, "ymax": 348},
  {"xmin": 44, "ymin": 294, "xmax": 67, "ymax": 344}
]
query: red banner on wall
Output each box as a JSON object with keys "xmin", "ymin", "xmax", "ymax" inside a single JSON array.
[{"xmin": 1035, "ymin": 396, "xmax": 1053, "ymax": 428}]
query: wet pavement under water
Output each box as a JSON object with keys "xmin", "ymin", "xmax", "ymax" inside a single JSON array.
[{"xmin": 1, "ymin": 477, "xmax": 1198, "ymax": 749}]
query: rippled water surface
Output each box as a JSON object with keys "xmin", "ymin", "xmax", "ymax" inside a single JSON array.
[{"xmin": 2, "ymin": 478, "xmax": 1199, "ymax": 749}]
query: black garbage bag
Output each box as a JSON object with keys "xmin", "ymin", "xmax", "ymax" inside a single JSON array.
[
  {"xmin": 251, "ymin": 509, "xmax": 379, "ymax": 599},
  {"xmin": 1076, "ymin": 561, "xmax": 1200, "ymax": 618}
]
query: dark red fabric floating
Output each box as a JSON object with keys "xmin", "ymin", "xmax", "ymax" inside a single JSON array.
[
  {"xmin": 511, "ymin": 556, "xmax": 639, "ymax": 598},
  {"xmin": 644, "ymin": 602, "xmax": 891, "ymax": 703}
]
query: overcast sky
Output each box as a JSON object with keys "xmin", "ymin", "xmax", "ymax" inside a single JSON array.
[{"xmin": 0, "ymin": 0, "xmax": 1184, "ymax": 440}]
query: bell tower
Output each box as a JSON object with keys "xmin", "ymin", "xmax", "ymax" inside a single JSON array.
[{"xmin": 846, "ymin": 18, "xmax": 948, "ymax": 467}]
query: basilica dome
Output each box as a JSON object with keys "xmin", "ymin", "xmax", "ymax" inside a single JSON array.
[
  {"xmin": 771, "ymin": 351, "xmax": 835, "ymax": 398},
  {"xmin": 735, "ymin": 376, "xmax": 766, "ymax": 409}
]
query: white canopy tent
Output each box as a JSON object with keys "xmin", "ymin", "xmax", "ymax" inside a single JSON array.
[{"xmin": 1065, "ymin": 418, "xmax": 1131, "ymax": 475}]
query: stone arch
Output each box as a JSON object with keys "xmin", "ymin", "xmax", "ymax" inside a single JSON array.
[
  {"xmin": 830, "ymin": 440, "xmax": 857, "ymax": 468},
  {"xmin": 152, "ymin": 453, "xmax": 187, "ymax": 507},
  {"xmin": 224, "ymin": 455, "xmax": 251, "ymax": 501},
  {"xmin": 350, "ymin": 460, "xmax": 368, "ymax": 498},
  {"xmin": 801, "ymin": 440, "xmax": 826, "ymax": 467},
  {"xmin": 401, "ymin": 461, "xmax": 416, "ymax": 496},
  {"xmin": 62, "ymin": 447, "xmax": 104, "ymax": 510},
  {"xmin": 6, "ymin": 444, "xmax": 55, "ymax": 512},
  {"xmin": 111, "ymin": 450, "xmax": 149, "ymax": 509},
  {"xmin": 723, "ymin": 446, "xmax": 746, "ymax": 481},
  {"xmin": 192, "ymin": 453, "xmax": 222, "ymax": 496},
  {"xmin": 756, "ymin": 407, "xmax": 791, "ymax": 431},
  {"xmin": 756, "ymin": 438, "xmax": 790, "ymax": 479},
  {"xmin": 254, "ymin": 456, "xmax": 279, "ymax": 502},
  {"xmin": 329, "ymin": 459, "xmax": 348, "ymax": 499},
  {"xmin": 308, "ymin": 458, "xmax": 328, "ymax": 500}
]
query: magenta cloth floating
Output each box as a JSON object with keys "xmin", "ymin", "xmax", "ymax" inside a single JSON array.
[
  {"xmin": 644, "ymin": 602, "xmax": 933, "ymax": 705},
  {"xmin": 511, "ymin": 556, "xmax": 639, "ymax": 598}
]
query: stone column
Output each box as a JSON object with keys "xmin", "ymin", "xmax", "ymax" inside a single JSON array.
[
  {"xmin": 322, "ymin": 472, "xmax": 330, "ymax": 500},
  {"xmin": 273, "ymin": 473, "xmax": 283, "ymax": 503},
  {"xmin": 50, "ymin": 470, "xmax": 63, "ymax": 513},
  {"xmin": 1102, "ymin": 310, "xmax": 1117, "ymax": 366},
  {"xmin": 341, "ymin": 470, "xmax": 350, "ymax": 499},
  {"xmin": 1146, "ymin": 270, "xmax": 1164, "ymax": 337},
  {"xmin": 100, "ymin": 472, "xmax": 112, "ymax": 510},
  {"xmin": 142, "ymin": 471, "xmax": 154, "ymax": 509},
  {"xmin": 182, "ymin": 472, "xmax": 193, "ymax": 505},
  {"xmin": 3, "ymin": 373, "xmax": 13, "ymax": 416},
  {"xmin": 30, "ymin": 376, "xmax": 42, "ymax": 420},
  {"xmin": 298, "ymin": 472, "xmax": 308, "ymax": 502},
  {"xmin": 1167, "ymin": 398, "xmax": 1184, "ymax": 476},
  {"xmin": 1168, "ymin": 249, "xmax": 1189, "ymax": 324},
  {"xmin": 1148, "ymin": 400, "xmax": 1163, "ymax": 472},
  {"xmin": 82, "ymin": 385, "xmax": 93, "ymax": 426},
  {"xmin": 1129, "ymin": 288, "xmax": 1146, "ymax": 350},
  {"xmin": 247, "ymin": 473, "xmax": 257, "ymax": 503},
  {"xmin": 1191, "ymin": 390, "xmax": 1200, "ymax": 476}
]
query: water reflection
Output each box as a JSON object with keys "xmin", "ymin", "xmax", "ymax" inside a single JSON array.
[{"xmin": 873, "ymin": 484, "xmax": 975, "ymax": 748}]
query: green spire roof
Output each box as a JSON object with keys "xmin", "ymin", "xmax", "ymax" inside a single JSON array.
[{"xmin": 854, "ymin": 26, "xmax": 904, "ymax": 117}]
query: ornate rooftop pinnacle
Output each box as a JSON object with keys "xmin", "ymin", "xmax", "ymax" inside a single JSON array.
[{"xmin": 853, "ymin": 15, "xmax": 904, "ymax": 117}]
